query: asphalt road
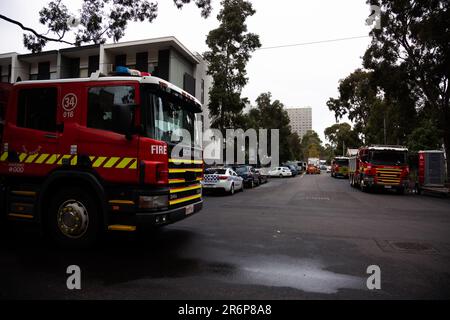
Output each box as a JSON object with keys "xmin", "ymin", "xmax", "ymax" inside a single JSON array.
[{"xmin": 1, "ymin": 173, "xmax": 450, "ymax": 299}]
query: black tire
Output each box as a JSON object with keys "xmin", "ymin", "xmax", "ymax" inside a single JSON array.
[
  {"xmin": 396, "ymin": 187, "xmax": 405, "ymax": 195},
  {"xmin": 229, "ymin": 184, "xmax": 235, "ymax": 195},
  {"xmin": 47, "ymin": 186, "xmax": 101, "ymax": 248},
  {"xmin": 360, "ymin": 181, "xmax": 370, "ymax": 193}
]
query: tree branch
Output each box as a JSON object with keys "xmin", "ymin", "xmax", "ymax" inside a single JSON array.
[{"xmin": 0, "ymin": 14, "xmax": 74, "ymax": 46}]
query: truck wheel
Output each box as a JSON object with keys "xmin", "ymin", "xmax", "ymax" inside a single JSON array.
[
  {"xmin": 397, "ymin": 187, "xmax": 405, "ymax": 195},
  {"xmin": 47, "ymin": 187, "xmax": 100, "ymax": 248},
  {"xmin": 361, "ymin": 183, "xmax": 371, "ymax": 193}
]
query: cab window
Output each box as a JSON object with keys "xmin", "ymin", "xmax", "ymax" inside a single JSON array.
[
  {"xmin": 17, "ymin": 87, "xmax": 57, "ymax": 132},
  {"xmin": 87, "ymin": 86, "xmax": 135, "ymax": 134}
]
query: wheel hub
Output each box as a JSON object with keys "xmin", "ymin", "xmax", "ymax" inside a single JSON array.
[{"xmin": 57, "ymin": 200, "xmax": 89, "ymax": 239}]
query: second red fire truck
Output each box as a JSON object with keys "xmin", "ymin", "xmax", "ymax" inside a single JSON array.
[{"xmin": 348, "ymin": 145, "xmax": 410, "ymax": 194}]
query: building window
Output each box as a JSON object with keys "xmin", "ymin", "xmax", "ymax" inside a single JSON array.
[
  {"xmin": 183, "ymin": 73, "xmax": 196, "ymax": 97},
  {"xmin": 87, "ymin": 86, "xmax": 135, "ymax": 134},
  {"xmin": 135, "ymin": 52, "xmax": 148, "ymax": 72},
  {"xmin": 68, "ymin": 58, "xmax": 80, "ymax": 78},
  {"xmin": 114, "ymin": 54, "xmax": 127, "ymax": 69},
  {"xmin": 88, "ymin": 55, "xmax": 99, "ymax": 77},
  {"xmin": 17, "ymin": 87, "xmax": 57, "ymax": 132},
  {"xmin": 37, "ymin": 61, "xmax": 50, "ymax": 80}
]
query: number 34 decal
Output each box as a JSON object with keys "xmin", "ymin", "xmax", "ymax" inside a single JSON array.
[{"xmin": 62, "ymin": 93, "xmax": 77, "ymax": 118}]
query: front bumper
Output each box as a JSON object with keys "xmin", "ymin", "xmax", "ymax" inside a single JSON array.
[
  {"xmin": 136, "ymin": 200, "xmax": 203, "ymax": 227},
  {"xmin": 202, "ymin": 180, "xmax": 232, "ymax": 191},
  {"xmin": 363, "ymin": 176, "xmax": 409, "ymax": 188}
]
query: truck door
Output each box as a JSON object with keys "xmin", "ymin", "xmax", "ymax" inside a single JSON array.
[
  {"xmin": 3, "ymin": 86, "xmax": 60, "ymax": 177},
  {"xmin": 0, "ymin": 83, "xmax": 12, "ymax": 142},
  {"xmin": 77, "ymin": 84, "xmax": 139, "ymax": 184}
]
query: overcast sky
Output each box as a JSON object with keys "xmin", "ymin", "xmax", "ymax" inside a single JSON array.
[{"xmin": 0, "ymin": 0, "xmax": 374, "ymax": 142}]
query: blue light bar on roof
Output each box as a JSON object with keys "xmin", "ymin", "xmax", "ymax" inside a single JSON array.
[{"xmin": 116, "ymin": 66, "xmax": 129, "ymax": 74}]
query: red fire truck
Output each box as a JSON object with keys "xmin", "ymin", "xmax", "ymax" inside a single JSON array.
[
  {"xmin": 0, "ymin": 68, "xmax": 204, "ymax": 247},
  {"xmin": 348, "ymin": 145, "xmax": 409, "ymax": 194}
]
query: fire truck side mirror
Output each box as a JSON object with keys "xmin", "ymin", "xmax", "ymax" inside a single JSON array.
[{"xmin": 113, "ymin": 104, "xmax": 136, "ymax": 141}]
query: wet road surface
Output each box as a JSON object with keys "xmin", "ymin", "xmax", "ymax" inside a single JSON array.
[{"xmin": 1, "ymin": 173, "xmax": 450, "ymax": 299}]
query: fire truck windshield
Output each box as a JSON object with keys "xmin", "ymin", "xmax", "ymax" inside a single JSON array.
[
  {"xmin": 369, "ymin": 150, "xmax": 407, "ymax": 166},
  {"xmin": 335, "ymin": 159, "xmax": 349, "ymax": 166},
  {"xmin": 141, "ymin": 85, "xmax": 201, "ymax": 146}
]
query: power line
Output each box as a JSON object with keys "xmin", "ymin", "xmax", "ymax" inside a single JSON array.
[{"xmin": 257, "ymin": 35, "xmax": 370, "ymax": 51}]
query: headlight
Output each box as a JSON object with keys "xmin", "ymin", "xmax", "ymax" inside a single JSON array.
[{"xmin": 139, "ymin": 195, "xmax": 169, "ymax": 209}]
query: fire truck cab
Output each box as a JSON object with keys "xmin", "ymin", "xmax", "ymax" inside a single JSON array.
[
  {"xmin": 331, "ymin": 156, "xmax": 349, "ymax": 178},
  {"xmin": 349, "ymin": 145, "xmax": 409, "ymax": 194},
  {"xmin": 0, "ymin": 69, "xmax": 204, "ymax": 247}
]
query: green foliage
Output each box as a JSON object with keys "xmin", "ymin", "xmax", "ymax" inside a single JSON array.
[
  {"xmin": 364, "ymin": 0, "xmax": 450, "ymax": 174},
  {"xmin": 324, "ymin": 123, "xmax": 362, "ymax": 156},
  {"xmin": 300, "ymin": 130, "xmax": 323, "ymax": 160},
  {"xmin": 407, "ymin": 119, "xmax": 443, "ymax": 152},
  {"xmin": 203, "ymin": 0, "xmax": 261, "ymax": 133},
  {"xmin": 2, "ymin": 0, "xmax": 212, "ymax": 52},
  {"xmin": 244, "ymin": 92, "xmax": 300, "ymax": 163}
]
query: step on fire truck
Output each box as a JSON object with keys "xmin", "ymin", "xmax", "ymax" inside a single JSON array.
[
  {"xmin": 0, "ymin": 67, "xmax": 204, "ymax": 247},
  {"xmin": 348, "ymin": 145, "xmax": 409, "ymax": 194}
]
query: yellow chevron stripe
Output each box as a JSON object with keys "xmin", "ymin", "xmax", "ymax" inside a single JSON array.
[
  {"xmin": 19, "ymin": 153, "xmax": 27, "ymax": 162},
  {"xmin": 104, "ymin": 157, "xmax": 120, "ymax": 168},
  {"xmin": 169, "ymin": 168, "xmax": 203, "ymax": 173},
  {"xmin": 24, "ymin": 154, "xmax": 38, "ymax": 163},
  {"xmin": 93, "ymin": 156, "xmax": 107, "ymax": 168},
  {"xmin": 35, "ymin": 154, "xmax": 49, "ymax": 164},
  {"xmin": 116, "ymin": 158, "xmax": 133, "ymax": 169},
  {"xmin": 169, "ymin": 193, "xmax": 201, "ymax": 206},
  {"xmin": 129, "ymin": 159, "xmax": 137, "ymax": 169},
  {"xmin": 57, "ymin": 155, "xmax": 72, "ymax": 165},
  {"xmin": 71, "ymin": 156, "xmax": 77, "ymax": 165},
  {"xmin": 45, "ymin": 154, "xmax": 60, "ymax": 164},
  {"xmin": 1, "ymin": 152, "xmax": 8, "ymax": 161},
  {"xmin": 170, "ymin": 184, "xmax": 202, "ymax": 194}
]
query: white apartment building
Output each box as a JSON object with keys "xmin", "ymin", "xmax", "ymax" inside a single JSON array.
[
  {"xmin": 286, "ymin": 107, "xmax": 312, "ymax": 138},
  {"xmin": 0, "ymin": 36, "xmax": 212, "ymax": 129}
]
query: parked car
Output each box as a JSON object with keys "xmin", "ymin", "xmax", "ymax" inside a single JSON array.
[
  {"xmin": 326, "ymin": 166, "xmax": 332, "ymax": 173},
  {"xmin": 254, "ymin": 168, "xmax": 268, "ymax": 184},
  {"xmin": 228, "ymin": 165, "xmax": 260, "ymax": 188},
  {"xmin": 284, "ymin": 164, "xmax": 299, "ymax": 177},
  {"xmin": 306, "ymin": 164, "xmax": 320, "ymax": 174},
  {"xmin": 268, "ymin": 167, "xmax": 293, "ymax": 178},
  {"xmin": 202, "ymin": 168, "xmax": 244, "ymax": 195},
  {"xmin": 320, "ymin": 165, "xmax": 328, "ymax": 171}
]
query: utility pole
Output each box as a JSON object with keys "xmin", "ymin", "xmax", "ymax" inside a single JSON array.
[{"xmin": 384, "ymin": 116, "xmax": 387, "ymax": 145}]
